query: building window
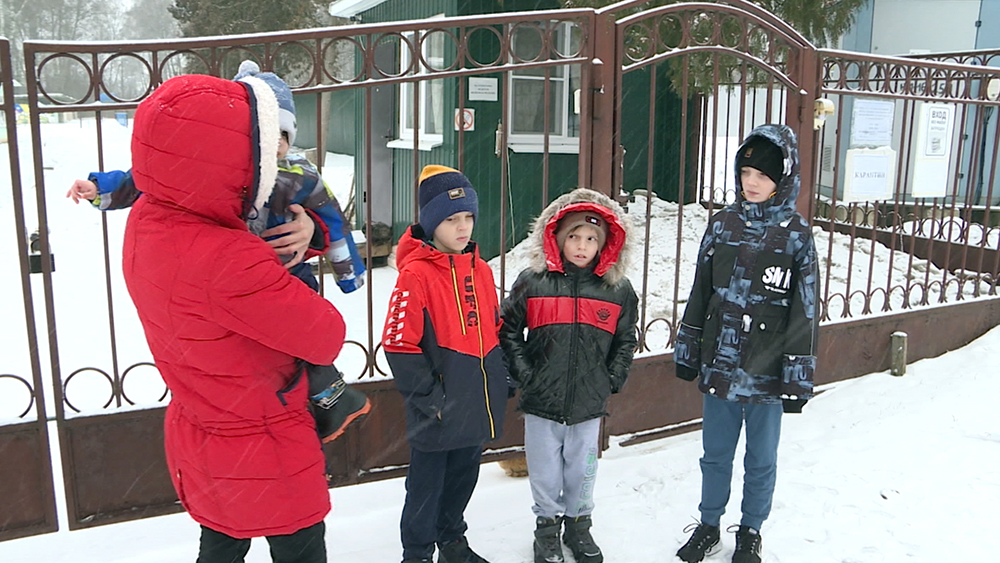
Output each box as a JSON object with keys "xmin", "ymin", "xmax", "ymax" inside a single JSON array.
[
  {"xmin": 392, "ymin": 24, "xmax": 446, "ymax": 151},
  {"xmin": 508, "ymin": 22, "xmax": 581, "ymax": 153}
]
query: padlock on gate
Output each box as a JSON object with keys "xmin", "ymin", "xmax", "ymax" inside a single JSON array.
[{"xmin": 28, "ymin": 229, "xmax": 55, "ymax": 274}]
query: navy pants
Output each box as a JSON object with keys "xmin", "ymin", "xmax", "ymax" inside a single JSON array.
[
  {"xmin": 699, "ymin": 394, "xmax": 782, "ymax": 531},
  {"xmin": 196, "ymin": 521, "xmax": 326, "ymax": 563},
  {"xmin": 401, "ymin": 444, "xmax": 483, "ymax": 561}
]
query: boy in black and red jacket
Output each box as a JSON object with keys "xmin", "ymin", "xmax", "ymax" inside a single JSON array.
[
  {"xmin": 499, "ymin": 188, "xmax": 639, "ymax": 563},
  {"xmin": 382, "ymin": 165, "xmax": 512, "ymax": 563}
]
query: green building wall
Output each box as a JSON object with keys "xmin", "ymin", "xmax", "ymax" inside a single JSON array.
[{"xmin": 345, "ymin": 0, "xmax": 690, "ymax": 259}]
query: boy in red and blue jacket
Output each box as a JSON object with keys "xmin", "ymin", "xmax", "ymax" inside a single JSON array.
[{"xmin": 382, "ymin": 165, "xmax": 512, "ymax": 563}]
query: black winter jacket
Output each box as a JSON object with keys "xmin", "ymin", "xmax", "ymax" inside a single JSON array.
[{"xmin": 500, "ymin": 189, "xmax": 639, "ymax": 425}]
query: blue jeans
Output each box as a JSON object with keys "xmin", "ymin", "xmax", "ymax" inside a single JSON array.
[{"xmin": 699, "ymin": 394, "xmax": 782, "ymax": 531}]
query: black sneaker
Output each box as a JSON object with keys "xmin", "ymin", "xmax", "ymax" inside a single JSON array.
[
  {"xmin": 437, "ymin": 537, "xmax": 490, "ymax": 563},
  {"xmin": 562, "ymin": 515, "xmax": 602, "ymax": 563},
  {"xmin": 730, "ymin": 525, "xmax": 761, "ymax": 563},
  {"xmin": 676, "ymin": 522, "xmax": 721, "ymax": 563},
  {"xmin": 402, "ymin": 560, "xmax": 432, "ymax": 563},
  {"xmin": 312, "ymin": 380, "xmax": 371, "ymax": 443},
  {"xmin": 534, "ymin": 516, "xmax": 564, "ymax": 563}
]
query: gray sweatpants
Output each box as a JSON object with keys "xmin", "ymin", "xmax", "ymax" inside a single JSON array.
[{"xmin": 524, "ymin": 413, "xmax": 602, "ymax": 519}]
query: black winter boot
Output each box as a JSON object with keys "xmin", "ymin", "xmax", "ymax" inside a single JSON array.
[
  {"xmin": 730, "ymin": 525, "xmax": 762, "ymax": 563},
  {"xmin": 308, "ymin": 366, "xmax": 372, "ymax": 443},
  {"xmin": 437, "ymin": 536, "xmax": 490, "ymax": 563},
  {"xmin": 562, "ymin": 515, "xmax": 602, "ymax": 563},
  {"xmin": 534, "ymin": 517, "xmax": 564, "ymax": 563},
  {"xmin": 676, "ymin": 522, "xmax": 721, "ymax": 563}
]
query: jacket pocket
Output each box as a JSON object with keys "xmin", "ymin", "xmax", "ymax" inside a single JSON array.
[
  {"xmin": 711, "ymin": 244, "xmax": 739, "ymax": 289},
  {"xmin": 742, "ymin": 306, "xmax": 789, "ymax": 377}
]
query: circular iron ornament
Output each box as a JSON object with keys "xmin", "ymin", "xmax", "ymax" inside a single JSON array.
[
  {"xmin": 824, "ymin": 292, "xmax": 852, "ymax": 320},
  {"xmin": 639, "ymin": 317, "xmax": 675, "ymax": 353},
  {"xmin": 270, "ymin": 41, "xmax": 318, "ymax": 88},
  {"xmin": 35, "ymin": 52, "xmax": 94, "ymax": 105},
  {"xmin": 338, "ymin": 340, "xmax": 373, "ymax": 381},
  {"xmin": 817, "ymin": 297, "xmax": 829, "ymax": 322},
  {"xmin": 553, "ymin": 19, "xmax": 586, "ymax": 59},
  {"xmin": 98, "ymin": 52, "xmax": 154, "ymax": 103},
  {"xmin": 419, "ymin": 28, "xmax": 460, "ymax": 73},
  {"xmin": 373, "ymin": 32, "xmax": 414, "ymax": 79},
  {"xmin": 508, "ymin": 21, "xmax": 548, "ymax": 65},
  {"xmin": 905, "ymin": 283, "xmax": 928, "ymax": 308},
  {"xmin": 0, "ymin": 373, "xmax": 36, "ymax": 419},
  {"xmin": 160, "ymin": 49, "xmax": 213, "ymax": 83},
  {"xmin": 63, "ymin": 367, "xmax": 115, "ymax": 413},
  {"xmin": 848, "ymin": 289, "xmax": 872, "ymax": 317},
  {"xmin": 120, "ymin": 362, "xmax": 168, "ymax": 406},
  {"xmin": 464, "ymin": 25, "xmax": 506, "ymax": 68},
  {"xmin": 988, "ymin": 78, "xmax": 1000, "ymax": 101},
  {"xmin": 372, "ymin": 340, "xmax": 392, "ymax": 378},
  {"xmin": 321, "ymin": 36, "xmax": 366, "ymax": 84},
  {"xmin": 718, "ymin": 14, "xmax": 744, "ymax": 50},
  {"xmin": 623, "ymin": 21, "xmax": 656, "ymax": 64},
  {"xmin": 866, "ymin": 287, "xmax": 891, "ymax": 316},
  {"xmin": 689, "ymin": 11, "xmax": 719, "ymax": 47},
  {"xmin": 657, "ymin": 15, "xmax": 684, "ymax": 52},
  {"xmin": 747, "ymin": 27, "xmax": 772, "ymax": 62},
  {"xmin": 218, "ymin": 47, "xmax": 265, "ymax": 78}
]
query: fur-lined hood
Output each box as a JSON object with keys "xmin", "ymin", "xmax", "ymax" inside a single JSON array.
[{"xmin": 521, "ymin": 188, "xmax": 634, "ymax": 286}]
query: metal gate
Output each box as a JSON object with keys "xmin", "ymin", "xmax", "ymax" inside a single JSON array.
[
  {"xmin": 0, "ymin": 36, "xmax": 59, "ymax": 542},
  {"xmin": 5, "ymin": 0, "xmax": 1000, "ymax": 542}
]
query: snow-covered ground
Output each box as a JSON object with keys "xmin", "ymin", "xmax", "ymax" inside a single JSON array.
[{"xmin": 3, "ymin": 322, "xmax": 999, "ymax": 562}]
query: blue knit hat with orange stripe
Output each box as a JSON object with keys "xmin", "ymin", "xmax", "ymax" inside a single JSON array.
[{"xmin": 417, "ymin": 165, "xmax": 478, "ymax": 238}]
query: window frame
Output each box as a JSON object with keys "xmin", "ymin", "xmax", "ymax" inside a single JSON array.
[
  {"xmin": 506, "ymin": 21, "xmax": 581, "ymax": 154},
  {"xmin": 392, "ymin": 16, "xmax": 447, "ymax": 151}
]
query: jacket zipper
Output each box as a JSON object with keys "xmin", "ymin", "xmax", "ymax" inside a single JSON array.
[
  {"xmin": 562, "ymin": 273, "xmax": 579, "ymax": 423},
  {"xmin": 449, "ymin": 256, "xmax": 467, "ymax": 336},
  {"xmin": 469, "ymin": 260, "xmax": 496, "ymax": 439}
]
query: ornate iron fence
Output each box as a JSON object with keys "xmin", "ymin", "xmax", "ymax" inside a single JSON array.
[{"xmin": 4, "ymin": 0, "xmax": 1000, "ymax": 541}]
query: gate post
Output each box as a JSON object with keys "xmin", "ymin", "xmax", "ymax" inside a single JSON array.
[
  {"xmin": 585, "ymin": 10, "xmax": 619, "ymax": 198},
  {"xmin": 790, "ymin": 46, "xmax": 822, "ymax": 220}
]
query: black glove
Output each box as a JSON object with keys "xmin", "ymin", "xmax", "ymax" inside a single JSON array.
[
  {"xmin": 782, "ymin": 399, "xmax": 807, "ymax": 413},
  {"xmin": 675, "ymin": 363, "xmax": 699, "ymax": 382},
  {"xmin": 508, "ymin": 385, "xmax": 517, "ymax": 399}
]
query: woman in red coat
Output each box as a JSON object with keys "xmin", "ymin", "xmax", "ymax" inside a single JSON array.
[{"xmin": 122, "ymin": 73, "xmax": 345, "ymax": 563}]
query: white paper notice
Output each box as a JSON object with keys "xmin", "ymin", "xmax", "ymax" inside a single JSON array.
[
  {"xmin": 912, "ymin": 103, "xmax": 954, "ymax": 198},
  {"xmin": 851, "ymin": 99, "xmax": 895, "ymax": 147},
  {"xmin": 843, "ymin": 148, "xmax": 896, "ymax": 202},
  {"xmin": 468, "ymin": 77, "xmax": 498, "ymax": 102}
]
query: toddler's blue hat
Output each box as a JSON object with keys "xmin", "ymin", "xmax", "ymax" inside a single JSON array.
[
  {"xmin": 418, "ymin": 165, "xmax": 478, "ymax": 238},
  {"xmin": 234, "ymin": 60, "xmax": 297, "ymax": 147}
]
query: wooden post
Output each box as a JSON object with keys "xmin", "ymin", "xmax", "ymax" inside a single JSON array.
[{"xmin": 890, "ymin": 331, "xmax": 908, "ymax": 376}]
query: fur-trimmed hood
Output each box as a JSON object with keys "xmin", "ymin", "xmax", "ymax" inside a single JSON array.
[{"xmin": 522, "ymin": 188, "xmax": 634, "ymax": 286}]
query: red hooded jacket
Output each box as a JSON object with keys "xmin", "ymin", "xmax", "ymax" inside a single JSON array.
[{"xmin": 122, "ymin": 75, "xmax": 345, "ymax": 538}]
